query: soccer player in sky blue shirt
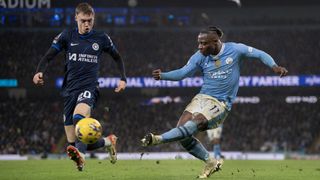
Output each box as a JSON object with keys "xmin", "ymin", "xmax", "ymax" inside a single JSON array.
[
  {"xmin": 33, "ymin": 3, "xmax": 126, "ymax": 171},
  {"xmin": 141, "ymin": 26, "xmax": 288, "ymax": 178}
]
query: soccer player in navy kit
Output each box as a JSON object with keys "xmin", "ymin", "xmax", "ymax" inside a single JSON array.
[
  {"xmin": 33, "ymin": 3, "xmax": 126, "ymax": 171},
  {"xmin": 141, "ymin": 26, "xmax": 288, "ymax": 178}
]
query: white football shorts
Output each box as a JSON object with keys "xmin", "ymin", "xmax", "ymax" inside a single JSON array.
[{"xmin": 185, "ymin": 94, "xmax": 228, "ymax": 129}]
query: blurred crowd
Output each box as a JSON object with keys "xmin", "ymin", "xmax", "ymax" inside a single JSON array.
[
  {"xmin": 0, "ymin": 100, "xmax": 62, "ymax": 155},
  {"xmin": 223, "ymin": 103, "xmax": 320, "ymax": 153},
  {"xmin": 0, "ymin": 97, "xmax": 319, "ymax": 155},
  {"xmin": 1, "ymin": 28, "xmax": 319, "ymax": 81},
  {"xmin": 1, "ymin": 21, "xmax": 320, "ymax": 155}
]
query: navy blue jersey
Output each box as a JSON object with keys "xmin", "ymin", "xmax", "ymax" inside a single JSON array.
[{"xmin": 51, "ymin": 28, "xmax": 117, "ymax": 95}]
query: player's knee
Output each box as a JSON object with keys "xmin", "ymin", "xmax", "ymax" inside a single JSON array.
[
  {"xmin": 73, "ymin": 114, "xmax": 85, "ymax": 125},
  {"xmin": 74, "ymin": 103, "xmax": 91, "ymax": 117},
  {"xmin": 197, "ymin": 121, "xmax": 208, "ymax": 131},
  {"xmin": 176, "ymin": 111, "xmax": 193, "ymax": 127},
  {"xmin": 192, "ymin": 114, "xmax": 208, "ymax": 131}
]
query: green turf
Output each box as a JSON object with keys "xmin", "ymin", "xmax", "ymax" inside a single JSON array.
[{"xmin": 0, "ymin": 159, "xmax": 319, "ymax": 180}]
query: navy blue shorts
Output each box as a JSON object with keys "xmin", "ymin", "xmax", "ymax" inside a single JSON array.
[{"xmin": 63, "ymin": 88, "xmax": 100, "ymax": 125}]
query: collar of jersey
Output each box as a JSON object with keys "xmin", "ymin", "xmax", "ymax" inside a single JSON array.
[
  {"xmin": 210, "ymin": 43, "xmax": 225, "ymax": 59},
  {"xmin": 76, "ymin": 28, "xmax": 94, "ymax": 38}
]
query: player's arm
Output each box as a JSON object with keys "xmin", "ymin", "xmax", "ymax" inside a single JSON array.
[
  {"xmin": 153, "ymin": 53, "xmax": 201, "ymax": 81},
  {"xmin": 109, "ymin": 49, "xmax": 126, "ymax": 82},
  {"xmin": 103, "ymin": 33, "xmax": 127, "ymax": 92},
  {"xmin": 109, "ymin": 49, "xmax": 127, "ymax": 92},
  {"xmin": 239, "ymin": 44, "xmax": 288, "ymax": 77},
  {"xmin": 33, "ymin": 47, "xmax": 60, "ymax": 85},
  {"xmin": 33, "ymin": 31, "xmax": 66, "ymax": 85}
]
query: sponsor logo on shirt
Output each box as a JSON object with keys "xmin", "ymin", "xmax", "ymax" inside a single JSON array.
[
  {"xmin": 208, "ymin": 69, "xmax": 232, "ymax": 79},
  {"xmin": 68, "ymin": 53, "xmax": 98, "ymax": 63}
]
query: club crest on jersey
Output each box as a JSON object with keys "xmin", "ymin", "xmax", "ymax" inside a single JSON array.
[
  {"xmin": 92, "ymin": 43, "xmax": 99, "ymax": 51},
  {"xmin": 226, "ymin": 57, "xmax": 233, "ymax": 64}
]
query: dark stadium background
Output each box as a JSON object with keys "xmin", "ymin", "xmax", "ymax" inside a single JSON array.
[{"xmin": 0, "ymin": 0, "xmax": 319, "ymax": 158}]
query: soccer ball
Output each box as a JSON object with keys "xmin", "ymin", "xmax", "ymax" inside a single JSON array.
[{"xmin": 75, "ymin": 118, "xmax": 102, "ymax": 144}]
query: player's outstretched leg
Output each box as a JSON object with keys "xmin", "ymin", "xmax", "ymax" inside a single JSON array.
[
  {"xmin": 72, "ymin": 114, "xmax": 88, "ymax": 169},
  {"xmin": 141, "ymin": 120, "xmax": 198, "ymax": 146},
  {"xmin": 66, "ymin": 145, "xmax": 85, "ymax": 171},
  {"xmin": 105, "ymin": 134, "xmax": 118, "ymax": 164}
]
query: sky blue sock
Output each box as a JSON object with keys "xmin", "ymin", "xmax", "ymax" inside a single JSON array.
[
  {"xmin": 214, "ymin": 144, "xmax": 221, "ymax": 159},
  {"xmin": 161, "ymin": 121, "xmax": 198, "ymax": 143},
  {"xmin": 87, "ymin": 138, "xmax": 105, "ymax": 151},
  {"xmin": 180, "ymin": 137, "xmax": 210, "ymax": 161}
]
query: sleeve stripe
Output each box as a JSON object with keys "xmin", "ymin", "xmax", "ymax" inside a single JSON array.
[{"xmin": 51, "ymin": 44, "xmax": 61, "ymax": 52}]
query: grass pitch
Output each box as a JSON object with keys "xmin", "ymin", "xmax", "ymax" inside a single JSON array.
[{"xmin": 0, "ymin": 159, "xmax": 319, "ymax": 180}]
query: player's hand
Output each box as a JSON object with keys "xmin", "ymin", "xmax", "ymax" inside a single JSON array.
[
  {"xmin": 152, "ymin": 69, "xmax": 162, "ymax": 80},
  {"xmin": 33, "ymin": 72, "xmax": 44, "ymax": 86},
  {"xmin": 272, "ymin": 66, "xmax": 288, "ymax": 77},
  {"xmin": 115, "ymin": 80, "xmax": 126, "ymax": 93}
]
